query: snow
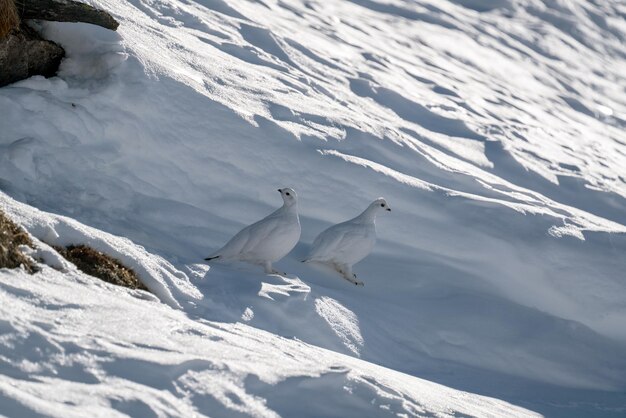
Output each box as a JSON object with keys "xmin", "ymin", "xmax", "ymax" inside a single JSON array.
[
  {"xmin": 0, "ymin": 262, "xmax": 538, "ymax": 418},
  {"xmin": 1, "ymin": 195, "xmax": 201, "ymax": 309},
  {"xmin": 1, "ymin": 0, "xmax": 626, "ymax": 416}
]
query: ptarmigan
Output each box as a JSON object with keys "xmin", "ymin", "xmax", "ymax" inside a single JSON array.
[
  {"xmin": 204, "ymin": 188, "xmax": 301, "ymax": 274},
  {"xmin": 303, "ymin": 198, "xmax": 390, "ymax": 285}
]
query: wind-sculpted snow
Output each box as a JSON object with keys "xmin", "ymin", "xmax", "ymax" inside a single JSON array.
[
  {"xmin": 0, "ymin": 263, "xmax": 539, "ymax": 417},
  {"xmin": 1, "ymin": 0, "xmax": 626, "ymax": 416},
  {"xmin": 315, "ymin": 296, "xmax": 364, "ymax": 356},
  {"xmin": 0, "ymin": 193, "xmax": 202, "ymax": 309}
]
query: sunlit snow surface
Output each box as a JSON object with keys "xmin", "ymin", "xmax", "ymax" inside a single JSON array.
[{"xmin": 1, "ymin": 0, "xmax": 626, "ymax": 416}]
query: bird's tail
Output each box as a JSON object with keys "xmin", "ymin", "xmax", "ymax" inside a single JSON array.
[{"xmin": 204, "ymin": 255, "xmax": 221, "ymax": 261}]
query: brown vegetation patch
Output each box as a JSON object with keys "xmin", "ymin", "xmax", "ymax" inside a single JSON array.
[
  {"xmin": 0, "ymin": 0, "xmax": 20, "ymax": 38},
  {"xmin": 55, "ymin": 245, "xmax": 149, "ymax": 291},
  {"xmin": 0, "ymin": 210, "xmax": 37, "ymax": 273}
]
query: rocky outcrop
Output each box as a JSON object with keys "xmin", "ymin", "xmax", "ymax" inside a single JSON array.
[
  {"xmin": 0, "ymin": 0, "xmax": 119, "ymax": 88},
  {"xmin": 0, "ymin": 23, "xmax": 64, "ymax": 86},
  {"xmin": 15, "ymin": 0, "xmax": 119, "ymax": 31}
]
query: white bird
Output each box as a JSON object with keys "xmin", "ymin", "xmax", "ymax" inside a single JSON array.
[
  {"xmin": 204, "ymin": 188, "xmax": 301, "ymax": 275},
  {"xmin": 303, "ymin": 198, "xmax": 391, "ymax": 286}
]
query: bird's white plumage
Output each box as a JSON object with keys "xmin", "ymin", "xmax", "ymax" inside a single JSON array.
[
  {"xmin": 304, "ymin": 198, "xmax": 390, "ymax": 285},
  {"xmin": 206, "ymin": 188, "xmax": 301, "ymax": 274}
]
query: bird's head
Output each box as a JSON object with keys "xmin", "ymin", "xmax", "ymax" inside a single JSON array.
[
  {"xmin": 278, "ymin": 188, "xmax": 298, "ymax": 206},
  {"xmin": 371, "ymin": 197, "xmax": 391, "ymax": 212}
]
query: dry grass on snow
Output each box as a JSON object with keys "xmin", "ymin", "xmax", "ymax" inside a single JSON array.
[
  {"xmin": 55, "ymin": 244, "xmax": 149, "ymax": 291},
  {"xmin": 1, "ymin": 208, "xmax": 147, "ymax": 291},
  {"xmin": 0, "ymin": 210, "xmax": 37, "ymax": 273},
  {"xmin": 0, "ymin": 0, "xmax": 20, "ymax": 38}
]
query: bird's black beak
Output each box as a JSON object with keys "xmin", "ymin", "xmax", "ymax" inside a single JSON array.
[
  {"xmin": 277, "ymin": 188, "xmax": 282, "ymax": 193},
  {"xmin": 386, "ymin": 208, "xmax": 391, "ymax": 211}
]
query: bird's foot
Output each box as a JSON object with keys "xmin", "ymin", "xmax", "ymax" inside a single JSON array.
[
  {"xmin": 342, "ymin": 274, "xmax": 364, "ymax": 286},
  {"xmin": 262, "ymin": 262, "xmax": 285, "ymax": 276}
]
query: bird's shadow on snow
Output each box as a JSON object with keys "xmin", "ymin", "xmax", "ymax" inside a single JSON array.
[{"xmin": 193, "ymin": 260, "xmax": 371, "ymax": 358}]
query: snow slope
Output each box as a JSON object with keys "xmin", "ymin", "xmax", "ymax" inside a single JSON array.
[
  {"xmin": 0, "ymin": 193, "xmax": 538, "ymax": 418},
  {"xmin": 0, "ymin": 271, "xmax": 539, "ymax": 418},
  {"xmin": 1, "ymin": 0, "xmax": 626, "ymax": 416}
]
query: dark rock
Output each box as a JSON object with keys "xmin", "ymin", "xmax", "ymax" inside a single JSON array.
[
  {"xmin": 15, "ymin": 0, "xmax": 119, "ymax": 31},
  {"xmin": 0, "ymin": 23, "xmax": 64, "ymax": 87},
  {"xmin": 0, "ymin": 0, "xmax": 119, "ymax": 87}
]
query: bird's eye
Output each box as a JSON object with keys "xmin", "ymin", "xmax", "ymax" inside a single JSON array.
[
  {"xmin": 381, "ymin": 203, "xmax": 385, "ymax": 207},
  {"xmin": 286, "ymin": 192, "xmax": 290, "ymax": 196}
]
